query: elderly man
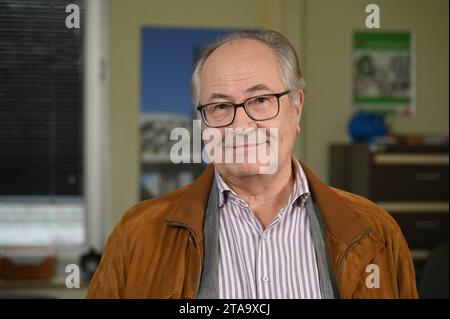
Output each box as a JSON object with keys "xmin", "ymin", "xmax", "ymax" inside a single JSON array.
[{"xmin": 87, "ymin": 30, "xmax": 418, "ymax": 299}]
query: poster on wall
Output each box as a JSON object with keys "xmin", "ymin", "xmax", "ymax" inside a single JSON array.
[{"xmin": 353, "ymin": 31, "xmax": 415, "ymax": 116}]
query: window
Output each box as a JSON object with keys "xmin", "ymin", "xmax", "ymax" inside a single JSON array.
[{"xmin": 0, "ymin": 0, "xmax": 85, "ymax": 247}]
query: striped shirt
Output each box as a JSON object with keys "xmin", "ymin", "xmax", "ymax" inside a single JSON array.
[{"xmin": 216, "ymin": 158, "xmax": 322, "ymax": 299}]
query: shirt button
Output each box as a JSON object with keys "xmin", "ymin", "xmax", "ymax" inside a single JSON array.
[{"xmin": 263, "ymin": 276, "xmax": 269, "ymax": 282}]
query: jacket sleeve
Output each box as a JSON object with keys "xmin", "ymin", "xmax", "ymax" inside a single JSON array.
[
  {"xmin": 86, "ymin": 224, "xmax": 128, "ymax": 299},
  {"xmin": 393, "ymin": 230, "xmax": 419, "ymax": 298}
]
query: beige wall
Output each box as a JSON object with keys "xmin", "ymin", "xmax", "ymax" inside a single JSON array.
[
  {"xmin": 107, "ymin": 0, "xmax": 448, "ymax": 233},
  {"xmin": 303, "ymin": 0, "xmax": 449, "ymax": 181}
]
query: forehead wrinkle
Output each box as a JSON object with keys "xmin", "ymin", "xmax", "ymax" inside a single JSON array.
[
  {"xmin": 207, "ymin": 80, "xmax": 274, "ymax": 103},
  {"xmin": 207, "ymin": 69, "xmax": 275, "ymax": 90},
  {"xmin": 210, "ymin": 73, "xmax": 253, "ymax": 84}
]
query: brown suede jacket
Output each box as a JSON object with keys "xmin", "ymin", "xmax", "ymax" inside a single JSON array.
[{"xmin": 87, "ymin": 163, "xmax": 418, "ymax": 299}]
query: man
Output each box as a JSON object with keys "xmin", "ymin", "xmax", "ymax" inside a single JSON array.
[{"xmin": 87, "ymin": 30, "xmax": 418, "ymax": 299}]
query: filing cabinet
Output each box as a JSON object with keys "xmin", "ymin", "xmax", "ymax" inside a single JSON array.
[{"xmin": 329, "ymin": 143, "xmax": 449, "ymax": 284}]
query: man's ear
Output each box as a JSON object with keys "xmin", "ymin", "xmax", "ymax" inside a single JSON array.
[{"xmin": 294, "ymin": 90, "xmax": 304, "ymax": 134}]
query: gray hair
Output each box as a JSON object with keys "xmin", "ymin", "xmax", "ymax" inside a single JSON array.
[{"xmin": 191, "ymin": 30, "xmax": 306, "ymax": 108}]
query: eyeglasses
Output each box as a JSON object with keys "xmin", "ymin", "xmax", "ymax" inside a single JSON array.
[{"xmin": 196, "ymin": 90, "xmax": 291, "ymax": 128}]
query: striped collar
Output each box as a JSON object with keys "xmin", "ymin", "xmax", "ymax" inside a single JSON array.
[{"xmin": 214, "ymin": 156, "xmax": 311, "ymax": 211}]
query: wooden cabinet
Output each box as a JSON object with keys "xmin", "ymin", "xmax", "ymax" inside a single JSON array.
[{"xmin": 329, "ymin": 143, "xmax": 449, "ymax": 284}]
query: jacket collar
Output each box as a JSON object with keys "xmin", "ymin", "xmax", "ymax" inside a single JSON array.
[{"xmin": 166, "ymin": 162, "xmax": 370, "ymax": 246}]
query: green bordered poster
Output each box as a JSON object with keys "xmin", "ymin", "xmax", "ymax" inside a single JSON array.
[{"xmin": 353, "ymin": 32, "xmax": 415, "ymax": 115}]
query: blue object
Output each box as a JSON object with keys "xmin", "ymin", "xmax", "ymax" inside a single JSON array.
[{"xmin": 348, "ymin": 111, "xmax": 387, "ymax": 143}]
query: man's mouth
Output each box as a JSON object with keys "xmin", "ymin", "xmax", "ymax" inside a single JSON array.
[{"xmin": 228, "ymin": 141, "xmax": 268, "ymax": 149}]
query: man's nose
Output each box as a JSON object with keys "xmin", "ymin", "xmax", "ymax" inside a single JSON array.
[{"xmin": 231, "ymin": 106, "xmax": 256, "ymax": 129}]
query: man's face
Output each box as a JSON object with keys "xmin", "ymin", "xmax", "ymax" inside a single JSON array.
[{"xmin": 199, "ymin": 39, "xmax": 304, "ymax": 178}]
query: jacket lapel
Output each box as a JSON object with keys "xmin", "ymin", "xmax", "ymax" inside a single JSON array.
[{"xmin": 302, "ymin": 165, "xmax": 385, "ymax": 298}]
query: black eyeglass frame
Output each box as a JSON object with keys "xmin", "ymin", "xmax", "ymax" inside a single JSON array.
[{"xmin": 196, "ymin": 90, "xmax": 291, "ymax": 128}]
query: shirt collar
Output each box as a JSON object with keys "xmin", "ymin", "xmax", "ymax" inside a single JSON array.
[{"xmin": 214, "ymin": 156, "xmax": 310, "ymax": 209}]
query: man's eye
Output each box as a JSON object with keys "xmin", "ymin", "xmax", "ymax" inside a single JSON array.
[
  {"xmin": 255, "ymin": 97, "xmax": 269, "ymax": 104},
  {"xmin": 213, "ymin": 104, "xmax": 228, "ymax": 111}
]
